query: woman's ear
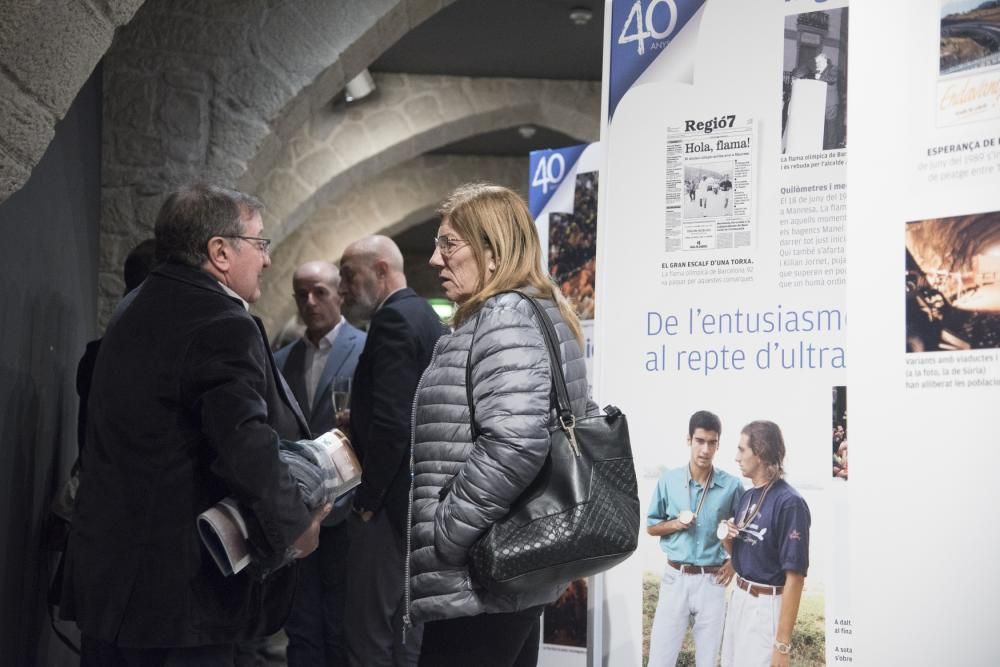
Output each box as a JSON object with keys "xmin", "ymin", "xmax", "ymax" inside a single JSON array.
[{"xmin": 485, "ymin": 247, "xmax": 496, "ymax": 272}]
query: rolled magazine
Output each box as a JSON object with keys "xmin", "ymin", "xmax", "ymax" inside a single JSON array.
[{"xmin": 197, "ymin": 429, "xmax": 361, "ymax": 576}]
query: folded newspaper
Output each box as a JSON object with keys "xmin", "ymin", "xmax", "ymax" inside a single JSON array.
[{"xmin": 197, "ymin": 429, "xmax": 361, "ymax": 576}]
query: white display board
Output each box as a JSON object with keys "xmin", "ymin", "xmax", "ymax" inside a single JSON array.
[
  {"xmin": 848, "ymin": 1, "xmax": 1000, "ymax": 664},
  {"xmin": 598, "ymin": 1, "xmax": 849, "ymax": 664},
  {"xmin": 596, "ymin": 0, "xmax": 1000, "ymax": 664}
]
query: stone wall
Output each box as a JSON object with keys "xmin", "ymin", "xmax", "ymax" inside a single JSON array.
[
  {"xmin": 253, "ymin": 73, "xmax": 600, "ymax": 246},
  {"xmin": 0, "ymin": 0, "xmax": 144, "ymax": 202},
  {"xmin": 97, "ymin": 0, "xmax": 456, "ymax": 325},
  {"xmin": 100, "ymin": 60, "xmax": 598, "ymax": 328}
]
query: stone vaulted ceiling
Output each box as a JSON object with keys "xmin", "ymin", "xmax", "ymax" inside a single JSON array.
[{"xmin": 0, "ymin": 0, "xmax": 602, "ymax": 332}]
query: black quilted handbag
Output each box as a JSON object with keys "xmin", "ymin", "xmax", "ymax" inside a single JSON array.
[{"xmin": 462, "ymin": 292, "xmax": 639, "ymax": 594}]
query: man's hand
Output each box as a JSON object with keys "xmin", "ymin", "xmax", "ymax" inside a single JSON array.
[
  {"xmin": 716, "ymin": 518, "xmax": 738, "ymax": 558},
  {"xmin": 715, "ymin": 560, "xmax": 735, "ymax": 586},
  {"xmin": 290, "ymin": 504, "xmax": 331, "ymax": 559},
  {"xmin": 646, "ymin": 517, "xmax": 692, "ymax": 537}
]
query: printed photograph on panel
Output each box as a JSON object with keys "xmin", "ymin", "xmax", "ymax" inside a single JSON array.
[
  {"xmin": 938, "ymin": 2, "xmax": 1000, "ymax": 125},
  {"xmin": 905, "ymin": 212, "xmax": 1000, "ymax": 352},
  {"xmin": 549, "ymin": 171, "xmax": 598, "ymax": 320},
  {"xmin": 940, "ymin": 0, "xmax": 1000, "ymax": 76},
  {"xmin": 781, "ymin": 7, "xmax": 849, "ymax": 153},
  {"xmin": 682, "ymin": 162, "xmax": 735, "ymax": 220},
  {"xmin": 543, "ymin": 578, "xmax": 588, "ymax": 650},
  {"xmin": 640, "ymin": 410, "xmax": 825, "ymax": 666},
  {"xmin": 831, "ymin": 387, "xmax": 847, "ymax": 481}
]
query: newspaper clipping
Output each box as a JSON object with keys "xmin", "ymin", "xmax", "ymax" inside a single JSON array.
[{"xmin": 665, "ymin": 114, "xmax": 756, "ymax": 251}]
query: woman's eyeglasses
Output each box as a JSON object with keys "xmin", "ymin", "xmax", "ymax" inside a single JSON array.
[{"xmin": 433, "ymin": 235, "xmax": 468, "ymax": 255}]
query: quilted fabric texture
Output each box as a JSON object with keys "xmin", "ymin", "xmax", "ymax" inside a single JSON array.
[
  {"xmin": 469, "ymin": 457, "xmax": 639, "ymax": 590},
  {"xmin": 409, "ymin": 292, "xmax": 593, "ymax": 624}
]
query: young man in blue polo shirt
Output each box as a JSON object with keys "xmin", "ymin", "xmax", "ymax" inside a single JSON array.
[
  {"xmin": 646, "ymin": 411, "xmax": 745, "ymax": 666},
  {"xmin": 720, "ymin": 420, "xmax": 811, "ymax": 667}
]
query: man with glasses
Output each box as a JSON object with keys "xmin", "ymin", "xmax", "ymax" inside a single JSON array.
[
  {"xmin": 338, "ymin": 235, "xmax": 446, "ymax": 667},
  {"xmin": 646, "ymin": 410, "xmax": 744, "ymax": 667},
  {"xmin": 62, "ymin": 183, "xmax": 329, "ymax": 666}
]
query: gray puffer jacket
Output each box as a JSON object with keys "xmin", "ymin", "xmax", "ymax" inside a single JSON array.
[{"xmin": 407, "ymin": 291, "xmax": 592, "ymax": 624}]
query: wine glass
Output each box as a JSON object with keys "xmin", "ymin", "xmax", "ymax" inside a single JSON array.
[
  {"xmin": 332, "ymin": 377, "xmax": 352, "ymax": 434},
  {"xmin": 332, "ymin": 377, "xmax": 351, "ymax": 414}
]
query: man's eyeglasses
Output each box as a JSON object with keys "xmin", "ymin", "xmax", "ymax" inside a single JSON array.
[
  {"xmin": 433, "ymin": 235, "xmax": 468, "ymax": 255},
  {"xmin": 224, "ymin": 235, "xmax": 272, "ymax": 254}
]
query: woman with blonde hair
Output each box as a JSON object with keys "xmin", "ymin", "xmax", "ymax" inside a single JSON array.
[{"xmin": 407, "ymin": 183, "xmax": 593, "ymax": 666}]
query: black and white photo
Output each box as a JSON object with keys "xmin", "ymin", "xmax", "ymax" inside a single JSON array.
[
  {"xmin": 682, "ymin": 162, "xmax": 734, "ymax": 220},
  {"xmin": 781, "ymin": 8, "xmax": 849, "ymax": 153}
]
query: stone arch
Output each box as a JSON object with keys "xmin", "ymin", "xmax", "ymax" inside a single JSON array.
[
  {"xmin": 254, "ymin": 153, "xmax": 527, "ymax": 334},
  {"xmin": 254, "ymin": 73, "xmax": 600, "ymax": 247},
  {"xmin": 0, "ymin": 0, "xmax": 145, "ymax": 201},
  {"xmin": 97, "ymin": 0, "xmax": 456, "ymax": 324}
]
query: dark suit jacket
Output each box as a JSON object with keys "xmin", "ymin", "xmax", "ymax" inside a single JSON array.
[
  {"xmin": 275, "ymin": 322, "xmax": 366, "ymax": 524},
  {"xmin": 349, "ymin": 288, "xmax": 447, "ymax": 533},
  {"xmin": 62, "ymin": 262, "xmax": 312, "ymax": 647}
]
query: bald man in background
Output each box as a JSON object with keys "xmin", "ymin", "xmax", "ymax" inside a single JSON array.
[
  {"xmin": 275, "ymin": 261, "xmax": 366, "ymax": 667},
  {"xmin": 338, "ymin": 236, "xmax": 447, "ymax": 666}
]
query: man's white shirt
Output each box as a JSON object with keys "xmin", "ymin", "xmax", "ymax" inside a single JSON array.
[{"xmin": 303, "ymin": 319, "xmax": 345, "ymax": 408}]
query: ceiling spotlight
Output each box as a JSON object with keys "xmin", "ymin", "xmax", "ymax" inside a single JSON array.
[
  {"xmin": 517, "ymin": 125, "xmax": 537, "ymax": 139},
  {"xmin": 344, "ymin": 69, "xmax": 376, "ymax": 103},
  {"xmin": 569, "ymin": 7, "xmax": 594, "ymax": 26}
]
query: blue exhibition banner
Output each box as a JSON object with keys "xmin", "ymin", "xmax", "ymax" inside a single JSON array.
[
  {"xmin": 607, "ymin": 0, "xmax": 704, "ymax": 120},
  {"xmin": 528, "ymin": 144, "xmax": 588, "ymax": 218}
]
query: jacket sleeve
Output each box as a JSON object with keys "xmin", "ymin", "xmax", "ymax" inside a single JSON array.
[
  {"xmin": 434, "ymin": 301, "xmax": 552, "ymax": 565},
  {"xmin": 182, "ymin": 314, "xmax": 311, "ymax": 564},
  {"xmin": 353, "ymin": 306, "xmax": 420, "ymax": 514}
]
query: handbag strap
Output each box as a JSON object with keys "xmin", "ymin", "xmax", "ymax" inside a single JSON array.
[{"xmin": 465, "ymin": 290, "xmax": 576, "ymax": 442}]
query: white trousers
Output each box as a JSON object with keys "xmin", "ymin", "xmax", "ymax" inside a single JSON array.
[
  {"xmin": 647, "ymin": 565, "xmax": 727, "ymax": 667},
  {"xmin": 720, "ymin": 582, "xmax": 782, "ymax": 667}
]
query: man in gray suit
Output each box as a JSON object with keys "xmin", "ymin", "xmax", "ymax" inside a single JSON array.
[{"xmin": 275, "ymin": 260, "xmax": 366, "ymax": 667}]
